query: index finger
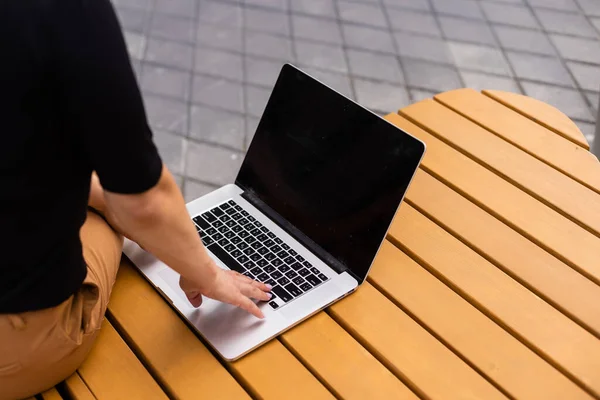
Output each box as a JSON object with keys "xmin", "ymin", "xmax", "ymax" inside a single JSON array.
[{"xmin": 236, "ymin": 295, "xmax": 265, "ymax": 319}]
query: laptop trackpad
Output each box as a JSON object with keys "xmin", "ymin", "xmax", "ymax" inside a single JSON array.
[{"xmin": 157, "ymin": 268, "xmax": 191, "ymax": 304}]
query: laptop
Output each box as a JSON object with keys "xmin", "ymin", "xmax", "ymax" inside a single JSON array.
[{"xmin": 123, "ymin": 64, "xmax": 426, "ymax": 361}]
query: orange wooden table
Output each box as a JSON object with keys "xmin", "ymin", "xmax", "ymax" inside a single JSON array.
[{"xmin": 46, "ymin": 89, "xmax": 600, "ymax": 400}]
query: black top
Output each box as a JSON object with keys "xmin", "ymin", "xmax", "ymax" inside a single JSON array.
[{"xmin": 0, "ymin": 0, "xmax": 163, "ymax": 313}]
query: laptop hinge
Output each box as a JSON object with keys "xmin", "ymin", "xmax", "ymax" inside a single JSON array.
[{"xmin": 240, "ymin": 189, "xmax": 353, "ymax": 278}]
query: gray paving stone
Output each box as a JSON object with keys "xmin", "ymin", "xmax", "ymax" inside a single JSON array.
[
  {"xmin": 194, "ymin": 47, "xmax": 243, "ymax": 81},
  {"xmin": 479, "ymin": 0, "xmax": 522, "ymax": 3},
  {"xmin": 142, "ymin": 65, "xmax": 191, "ymax": 100},
  {"xmin": 245, "ymin": 7, "xmax": 290, "ymax": 36},
  {"xmin": 431, "ymin": 0, "xmax": 484, "ymax": 20},
  {"xmin": 295, "ymin": 41, "xmax": 348, "ymax": 73},
  {"xmin": 173, "ymin": 174, "xmax": 184, "ymax": 191},
  {"xmin": 153, "ymin": 130, "xmax": 187, "ymax": 175},
  {"xmin": 150, "ymin": 14, "xmax": 195, "ymax": 43},
  {"xmin": 189, "ymin": 106, "xmax": 246, "ymax": 150},
  {"xmin": 550, "ymin": 34, "xmax": 600, "ymax": 64},
  {"xmin": 493, "ymin": 25, "xmax": 555, "ymax": 56},
  {"xmin": 184, "ymin": 179, "xmax": 218, "ymax": 202},
  {"xmin": 124, "ymin": 32, "xmax": 146, "ymax": 60},
  {"xmin": 292, "ymin": 14, "xmax": 343, "ymax": 45},
  {"xmin": 585, "ymin": 91, "xmax": 599, "ymax": 111},
  {"xmin": 116, "ymin": 7, "xmax": 149, "ymax": 33},
  {"xmin": 527, "ymin": 0, "xmax": 579, "ymax": 11},
  {"xmin": 591, "ymin": 17, "xmax": 600, "ymax": 33},
  {"xmin": 296, "ymin": 66, "xmax": 354, "ymax": 98},
  {"xmin": 154, "ymin": 0, "xmax": 196, "ymax": 17},
  {"xmin": 403, "ymin": 59, "xmax": 463, "ymax": 91},
  {"xmin": 383, "ymin": 0, "xmax": 431, "ymax": 11},
  {"xmin": 387, "ymin": 8, "xmax": 441, "ymax": 37},
  {"xmin": 144, "ymin": 95, "xmax": 189, "ymax": 135},
  {"xmin": 353, "ymin": 78, "xmax": 410, "ymax": 113},
  {"xmin": 577, "ymin": 0, "xmax": 600, "ymax": 17},
  {"xmin": 535, "ymin": 8, "xmax": 597, "ymax": 38},
  {"xmin": 246, "ymin": 57, "xmax": 284, "ymax": 87},
  {"xmin": 245, "ymin": 116, "xmax": 261, "ymax": 149},
  {"xmin": 460, "ymin": 70, "xmax": 521, "ymax": 92},
  {"xmin": 438, "ymin": 16, "xmax": 497, "ymax": 46},
  {"xmin": 522, "ymin": 81, "xmax": 594, "ymax": 121},
  {"xmin": 291, "ymin": 0, "xmax": 337, "ymax": 18},
  {"xmin": 245, "ymin": 0, "xmax": 288, "ymax": 11},
  {"xmin": 347, "ymin": 49, "xmax": 404, "ymax": 84},
  {"xmin": 575, "ymin": 121, "xmax": 595, "ymax": 144},
  {"xmin": 342, "ymin": 24, "xmax": 396, "ymax": 54},
  {"xmin": 113, "ymin": 0, "xmax": 152, "ymax": 10},
  {"xmin": 246, "ymin": 85, "xmax": 272, "ymax": 117},
  {"xmin": 145, "ymin": 38, "xmax": 194, "ymax": 70},
  {"xmin": 394, "ymin": 32, "xmax": 453, "ymax": 64},
  {"xmin": 131, "ymin": 60, "xmax": 142, "ymax": 81},
  {"xmin": 338, "ymin": 1, "xmax": 388, "ymax": 28},
  {"xmin": 192, "ymin": 75, "xmax": 245, "ymax": 113},
  {"xmin": 448, "ymin": 42, "xmax": 512, "ymax": 75},
  {"xmin": 185, "ymin": 141, "xmax": 243, "ymax": 185},
  {"xmin": 245, "ymin": 32, "xmax": 294, "ymax": 61},
  {"xmin": 196, "ymin": 24, "xmax": 242, "ymax": 52},
  {"xmin": 410, "ymin": 88, "xmax": 437, "ymax": 102},
  {"xmin": 506, "ymin": 51, "xmax": 574, "ymax": 87},
  {"xmin": 566, "ymin": 61, "xmax": 600, "ymax": 91},
  {"xmin": 480, "ymin": 2, "xmax": 539, "ymax": 29},
  {"xmin": 198, "ymin": 1, "xmax": 243, "ymax": 28}
]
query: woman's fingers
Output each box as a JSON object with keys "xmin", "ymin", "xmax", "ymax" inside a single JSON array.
[{"xmin": 239, "ymin": 282, "xmax": 272, "ymax": 302}]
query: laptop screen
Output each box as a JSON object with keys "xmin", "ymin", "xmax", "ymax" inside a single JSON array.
[{"xmin": 236, "ymin": 65, "xmax": 424, "ymax": 282}]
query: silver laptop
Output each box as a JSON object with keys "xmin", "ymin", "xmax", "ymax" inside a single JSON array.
[{"xmin": 123, "ymin": 64, "xmax": 426, "ymax": 361}]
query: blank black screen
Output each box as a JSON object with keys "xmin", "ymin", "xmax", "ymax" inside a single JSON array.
[{"xmin": 236, "ymin": 65, "xmax": 424, "ymax": 281}]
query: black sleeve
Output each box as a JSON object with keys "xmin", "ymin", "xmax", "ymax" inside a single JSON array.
[{"xmin": 53, "ymin": 0, "xmax": 163, "ymax": 194}]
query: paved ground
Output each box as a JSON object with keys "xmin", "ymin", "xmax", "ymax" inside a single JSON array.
[{"xmin": 112, "ymin": 0, "xmax": 600, "ymax": 200}]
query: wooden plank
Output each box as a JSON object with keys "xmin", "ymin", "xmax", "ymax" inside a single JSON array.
[
  {"xmin": 64, "ymin": 373, "xmax": 96, "ymax": 400},
  {"xmin": 280, "ymin": 312, "xmax": 419, "ymax": 400},
  {"xmin": 39, "ymin": 389, "xmax": 62, "ymax": 400},
  {"xmin": 230, "ymin": 339, "xmax": 334, "ymax": 400},
  {"xmin": 435, "ymin": 89, "xmax": 600, "ymax": 194},
  {"xmin": 77, "ymin": 319, "xmax": 168, "ymax": 400},
  {"xmin": 368, "ymin": 240, "xmax": 593, "ymax": 400},
  {"xmin": 399, "ymin": 99, "xmax": 600, "ymax": 237},
  {"xmin": 384, "ymin": 113, "xmax": 600, "ymax": 286},
  {"xmin": 405, "ymin": 169, "xmax": 600, "ymax": 338},
  {"xmin": 482, "ymin": 90, "xmax": 590, "ymax": 149},
  {"xmin": 328, "ymin": 282, "xmax": 508, "ymax": 400},
  {"xmin": 389, "ymin": 203, "xmax": 600, "ymax": 398},
  {"xmin": 109, "ymin": 261, "xmax": 331, "ymax": 400}
]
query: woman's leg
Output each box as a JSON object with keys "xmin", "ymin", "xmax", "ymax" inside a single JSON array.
[{"xmin": 0, "ymin": 211, "xmax": 123, "ymax": 400}]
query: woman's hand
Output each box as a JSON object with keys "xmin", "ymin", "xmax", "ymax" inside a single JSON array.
[{"xmin": 179, "ymin": 267, "xmax": 272, "ymax": 319}]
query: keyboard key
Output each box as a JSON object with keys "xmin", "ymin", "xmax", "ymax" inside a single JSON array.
[
  {"xmin": 220, "ymin": 203, "xmax": 231, "ymax": 210},
  {"xmin": 318, "ymin": 273, "xmax": 329, "ymax": 281},
  {"xmin": 304, "ymin": 261, "xmax": 313, "ymax": 269},
  {"xmin": 284, "ymin": 283, "xmax": 302, "ymax": 297},
  {"xmin": 211, "ymin": 207, "xmax": 224, "ymax": 217},
  {"xmin": 193, "ymin": 216, "xmax": 210, "ymax": 230},
  {"xmin": 228, "ymin": 200, "xmax": 236, "ymax": 206},
  {"xmin": 237, "ymin": 255, "xmax": 249, "ymax": 263},
  {"xmin": 218, "ymin": 226, "xmax": 228, "ymax": 233},
  {"xmin": 283, "ymin": 255, "xmax": 294, "ymax": 264},
  {"xmin": 212, "ymin": 221, "xmax": 224, "ymax": 228},
  {"xmin": 250, "ymin": 266, "xmax": 262, "ymax": 275},
  {"xmin": 272, "ymin": 286, "xmax": 292, "ymax": 302},
  {"xmin": 292, "ymin": 276, "xmax": 304, "ymax": 285},
  {"xmin": 257, "ymin": 234, "xmax": 268, "ymax": 241},
  {"xmin": 274, "ymin": 238, "xmax": 283, "ymax": 244},
  {"xmin": 243, "ymin": 271, "xmax": 255, "ymax": 279},
  {"xmin": 231, "ymin": 249, "xmax": 242, "ymax": 258},
  {"xmin": 267, "ymin": 232, "xmax": 276, "ymax": 238},
  {"xmin": 300, "ymin": 282, "xmax": 312, "ymax": 291},
  {"xmin": 232, "ymin": 226, "xmax": 243, "ymax": 234},
  {"xmin": 265, "ymin": 278, "xmax": 276, "ymax": 287},
  {"xmin": 243, "ymin": 261, "xmax": 256, "ymax": 269},
  {"xmin": 254, "ymin": 221, "xmax": 262, "ymax": 227},
  {"xmin": 250, "ymin": 228, "xmax": 261, "ymax": 236},
  {"xmin": 234, "ymin": 205, "xmax": 243, "ymax": 211},
  {"xmin": 238, "ymin": 242, "xmax": 248, "ymax": 250},
  {"xmin": 298, "ymin": 268, "xmax": 310, "ymax": 277},
  {"xmin": 285, "ymin": 270, "xmax": 297, "ymax": 279},
  {"xmin": 290, "ymin": 262, "xmax": 302, "ymax": 270},
  {"xmin": 202, "ymin": 237, "xmax": 214, "ymax": 246},
  {"xmin": 241, "ymin": 210, "xmax": 249, "ymax": 217},
  {"xmin": 296, "ymin": 255, "xmax": 305, "ymax": 262},
  {"xmin": 271, "ymin": 245, "xmax": 282, "ymax": 253},
  {"xmin": 231, "ymin": 236, "xmax": 241, "ymax": 244},
  {"xmin": 257, "ymin": 247, "xmax": 268, "ymax": 255},
  {"xmin": 239, "ymin": 218, "xmax": 249, "ymax": 225},
  {"xmin": 264, "ymin": 265, "xmax": 276, "ymax": 274},
  {"xmin": 271, "ymin": 271, "xmax": 283, "ymax": 279},
  {"xmin": 277, "ymin": 277, "xmax": 290, "ymax": 286},
  {"xmin": 238, "ymin": 230, "xmax": 249, "ymax": 238},
  {"xmin": 288, "ymin": 249, "xmax": 298, "ymax": 256},
  {"xmin": 247, "ymin": 237, "xmax": 258, "ymax": 245},
  {"xmin": 226, "ymin": 220, "xmax": 236, "ymax": 228},
  {"xmin": 258, "ymin": 259, "xmax": 269, "ymax": 267},
  {"xmin": 206, "ymin": 227, "xmax": 217, "ymax": 236},
  {"xmin": 243, "ymin": 247, "xmax": 255, "ymax": 256},
  {"xmin": 218, "ymin": 238, "xmax": 229, "ymax": 247},
  {"xmin": 202, "ymin": 212, "xmax": 217, "ymax": 223},
  {"xmin": 306, "ymin": 274, "xmax": 322, "ymax": 286},
  {"xmin": 248, "ymin": 216, "xmax": 256, "ymax": 222},
  {"xmin": 225, "ymin": 231, "xmax": 235, "ymax": 239},
  {"xmin": 231, "ymin": 213, "xmax": 241, "ymax": 220},
  {"xmin": 225, "ymin": 207, "xmax": 236, "ymax": 215},
  {"xmin": 269, "ymin": 301, "xmax": 279, "ymax": 309},
  {"xmin": 225, "ymin": 243, "xmax": 236, "ymax": 252},
  {"xmin": 310, "ymin": 267, "xmax": 320, "ymax": 275},
  {"xmin": 207, "ymin": 243, "xmax": 245, "ymax": 273},
  {"xmin": 260, "ymin": 227, "xmax": 269, "ymax": 233},
  {"xmin": 195, "ymin": 225, "xmax": 202, "ymax": 233},
  {"xmin": 257, "ymin": 272, "xmax": 269, "ymax": 282},
  {"xmin": 279, "ymin": 265, "xmax": 290, "ymax": 273},
  {"xmin": 271, "ymin": 258, "xmax": 283, "ymax": 267},
  {"xmin": 264, "ymin": 239, "xmax": 275, "ymax": 247},
  {"xmin": 250, "ymin": 254, "xmax": 261, "ymax": 262},
  {"xmin": 251, "ymin": 241, "xmax": 262, "ymax": 249},
  {"xmin": 264, "ymin": 252, "xmax": 276, "ymax": 261},
  {"xmin": 281, "ymin": 243, "xmax": 290, "ymax": 250},
  {"xmin": 212, "ymin": 233, "xmax": 223, "ymax": 241},
  {"xmin": 220, "ymin": 215, "xmax": 231, "ymax": 222}
]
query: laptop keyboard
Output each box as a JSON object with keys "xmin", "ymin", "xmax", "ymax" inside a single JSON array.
[{"xmin": 192, "ymin": 199, "xmax": 329, "ymax": 310}]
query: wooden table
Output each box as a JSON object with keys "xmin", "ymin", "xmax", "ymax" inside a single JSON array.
[{"xmin": 45, "ymin": 89, "xmax": 600, "ymax": 400}]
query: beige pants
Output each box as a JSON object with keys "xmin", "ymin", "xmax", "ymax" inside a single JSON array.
[{"xmin": 0, "ymin": 211, "xmax": 123, "ymax": 400}]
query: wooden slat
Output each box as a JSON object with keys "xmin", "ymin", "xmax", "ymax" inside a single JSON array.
[
  {"xmin": 405, "ymin": 169, "xmax": 600, "ymax": 338},
  {"xmin": 369, "ymin": 240, "xmax": 593, "ymax": 400},
  {"xmin": 435, "ymin": 89, "xmax": 600, "ymax": 194},
  {"xmin": 78, "ymin": 319, "xmax": 167, "ymax": 400},
  {"xmin": 64, "ymin": 373, "xmax": 96, "ymax": 400},
  {"xmin": 280, "ymin": 312, "xmax": 419, "ymax": 400},
  {"xmin": 389, "ymin": 203, "xmax": 600, "ymax": 398},
  {"xmin": 39, "ymin": 388, "xmax": 62, "ymax": 400},
  {"xmin": 482, "ymin": 90, "xmax": 590, "ymax": 149},
  {"xmin": 109, "ymin": 261, "xmax": 331, "ymax": 400},
  {"xmin": 230, "ymin": 339, "xmax": 334, "ymax": 400},
  {"xmin": 399, "ymin": 99, "xmax": 600, "ymax": 237},
  {"xmin": 384, "ymin": 113, "xmax": 600, "ymax": 286},
  {"xmin": 328, "ymin": 282, "xmax": 508, "ymax": 400}
]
